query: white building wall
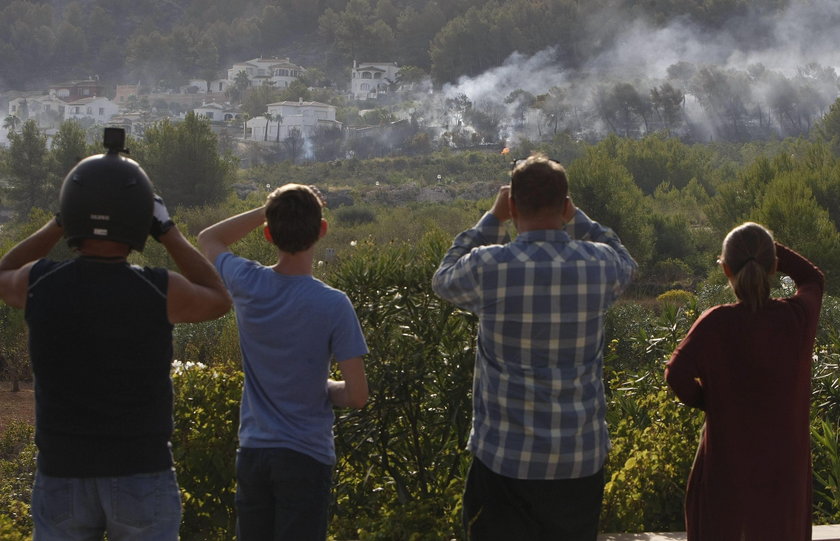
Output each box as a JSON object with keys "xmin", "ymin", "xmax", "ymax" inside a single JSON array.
[
  {"xmin": 245, "ymin": 101, "xmax": 338, "ymax": 141},
  {"xmin": 64, "ymin": 98, "xmax": 119, "ymax": 124}
]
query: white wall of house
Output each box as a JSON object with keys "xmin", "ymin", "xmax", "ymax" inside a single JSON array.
[
  {"xmin": 193, "ymin": 102, "xmax": 238, "ymax": 122},
  {"xmin": 245, "ymin": 100, "xmax": 339, "ymax": 141},
  {"xmin": 178, "ymin": 79, "xmax": 230, "ymax": 94},
  {"xmin": 8, "ymin": 94, "xmax": 68, "ymax": 129},
  {"xmin": 64, "ymin": 97, "xmax": 119, "ymax": 124}
]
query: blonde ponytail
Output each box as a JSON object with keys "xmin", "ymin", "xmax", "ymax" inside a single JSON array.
[{"xmin": 721, "ymin": 223, "xmax": 776, "ymax": 313}]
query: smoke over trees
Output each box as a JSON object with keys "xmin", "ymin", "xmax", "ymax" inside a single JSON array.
[{"xmin": 414, "ymin": 0, "xmax": 840, "ymax": 146}]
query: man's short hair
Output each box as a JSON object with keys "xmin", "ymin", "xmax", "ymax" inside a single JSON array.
[
  {"xmin": 510, "ymin": 155, "xmax": 568, "ymax": 217},
  {"xmin": 265, "ymin": 184, "xmax": 325, "ymax": 253}
]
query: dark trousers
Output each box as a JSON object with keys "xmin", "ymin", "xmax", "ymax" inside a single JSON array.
[
  {"xmin": 235, "ymin": 447, "xmax": 332, "ymax": 541},
  {"xmin": 462, "ymin": 457, "xmax": 604, "ymax": 541}
]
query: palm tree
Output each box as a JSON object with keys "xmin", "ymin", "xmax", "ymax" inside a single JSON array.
[
  {"xmin": 264, "ymin": 112, "xmax": 273, "ymax": 141},
  {"xmin": 3, "ymin": 115, "xmax": 21, "ymax": 134},
  {"xmin": 274, "ymin": 113, "xmax": 283, "ymax": 143},
  {"xmin": 231, "ymin": 70, "xmax": 251, "ymax": 104}
]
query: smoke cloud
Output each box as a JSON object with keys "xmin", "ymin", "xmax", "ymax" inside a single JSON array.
[{"xmin": 418, "ymin": 0, "xmax": 840, "ymax": 145}]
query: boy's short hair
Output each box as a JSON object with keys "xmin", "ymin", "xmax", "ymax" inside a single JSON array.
[
  {"xmin": 265, "ymin": 184, "xmax": 325, "ymax": 253},
  {"xmin": 510, "ymin": 154, "xmax": 568, "ymax": 218}
]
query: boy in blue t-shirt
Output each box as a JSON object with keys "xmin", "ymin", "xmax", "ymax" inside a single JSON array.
[{"xmin": 198, "ymin": 184, "xmax": 368, "ymax": 541}]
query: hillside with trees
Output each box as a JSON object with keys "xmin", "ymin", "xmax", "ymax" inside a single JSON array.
[{"xmin": 0, "ymin": 0, "xmax": 829, "ymax": 89}]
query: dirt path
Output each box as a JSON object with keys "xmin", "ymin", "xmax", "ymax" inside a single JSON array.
[{"xmin": 0, "ymin": 381, "xmax": 35, "ymax": 434}]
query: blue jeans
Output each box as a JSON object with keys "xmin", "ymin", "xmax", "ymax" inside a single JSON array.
[
  {"xmin": 463, "ymin": 458, "xmax": 604, "ymax": 541},
  {"xmin": 235, "ymin": 447, "xmax": 333, "ymax": 541},
  {"xmin": 31, "ymin": 468, "xmax": 181, "ymax": 541}
]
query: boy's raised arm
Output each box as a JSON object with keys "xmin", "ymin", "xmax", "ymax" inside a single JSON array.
[{"xmin": 197, "ymin": 207, "xmax": 267, "ymax": 263}]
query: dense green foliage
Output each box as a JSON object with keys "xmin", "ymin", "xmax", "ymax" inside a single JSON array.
[
  {"xmin": 328, "ymin": 233, "xmax": 474, "ymax": 540},
  {"xmin": 171, "ymin": 357, "xmax": 242, "ymax": 540},
  {"xmin": 3, "ymin": 121, "xmax": 54, "ymax": 216},
  {"xmin": 0, "ymin": 117, "xmax": 238, "ymax": 221},
  {"xmin": 0, "ymin": 422, "xmax": 35, "ymax": 537},
  {"xmin": 131, "ymin": 112, "xmax": 238, "ymax": 208}
]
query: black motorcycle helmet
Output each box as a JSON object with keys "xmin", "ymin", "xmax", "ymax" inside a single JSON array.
[{"xmin": 59, "ymin": 128, "xmax": 154, "ymax": 252}]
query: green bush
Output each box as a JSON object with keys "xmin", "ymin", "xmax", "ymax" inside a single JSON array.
[
  {"xmin": 656, "ymin": 289, "xmax": 696, "ymax": 310},
  {"xmin": 0, "ymin": 513, "xmax": 28, "ymax": 541},
  {"xmin": 0, "ymin": 421, "xmax": 35, "ymax": 538},
  {"xmin": 812, "ymin": 314, "xmax": 840, "ymax": 523},
  {"xmin": 602, "ymin": 387, "xmax": 702, "ymax": 531},
  {"xmin": 328, "ymin": 231, "xmax": 473, "ymax": 541},
  {"xmin": 171, "ymin": 360, "xmax": 243, "ymax": 541},
  {"xmin": 812, "ymin": 419, "xmax": 840, "ymax": 523},
  {"xmin": 601, "ymin": 297, "xmax": 703, "ymax": 532}
]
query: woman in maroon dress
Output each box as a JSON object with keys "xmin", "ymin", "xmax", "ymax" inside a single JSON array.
[{"xmin": 666, "ymin": 222, "xmax": 824, "ymax": 541}]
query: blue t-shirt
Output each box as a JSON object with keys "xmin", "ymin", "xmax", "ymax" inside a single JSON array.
[{"xmin": 216, "ymin": 252, "xmax": 368, "ymax": 465}]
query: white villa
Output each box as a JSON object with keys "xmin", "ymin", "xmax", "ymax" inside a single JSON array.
[
  {"xmin": 192, "ymin": 101, "xmax": 240, "ymax": 122},
  {"xmin": 8, "ymin": 93, "xmax": 68, "ymax": 130},
  {"xmin": 64, "ymin": 96, "xmax": 120, "ymax": 124},
  {"xmin": 227, "ymin": 57, "xmax": 306, "ymax": 88},
  {"xmin": 6, "ymin": 82, "xmax": 117, "ymax": 131},
  {"xmin": 351, "ymin": 61, "xmax": 399, "ymax": 100},
  {"xmin": 245, "ymin": 99, "xmax": 341, "ymax": 142}
]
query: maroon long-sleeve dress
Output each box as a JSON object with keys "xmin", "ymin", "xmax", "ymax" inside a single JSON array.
[{"xmin": 665, "ymin": 243, "xmax": 824, "ymax": 541}]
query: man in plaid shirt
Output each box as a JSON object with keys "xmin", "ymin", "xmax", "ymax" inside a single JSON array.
[{"xmin": 432, "ymin": 155, "xmax": 637, "ymax": 541}]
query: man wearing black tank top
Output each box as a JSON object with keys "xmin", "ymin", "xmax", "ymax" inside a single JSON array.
[{"xmin": 0, "ymin": 129, "xmax": 231, "ymax": 541}]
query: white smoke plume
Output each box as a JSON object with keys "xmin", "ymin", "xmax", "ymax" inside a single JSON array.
[{"xmin": 420, "ymin": 0, "xmax": 840, "ymax": 144}]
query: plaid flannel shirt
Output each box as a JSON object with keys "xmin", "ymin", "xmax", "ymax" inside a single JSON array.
[{"xmin": 432, "ymin": 209, "xmax": 637, "ymax": 479}]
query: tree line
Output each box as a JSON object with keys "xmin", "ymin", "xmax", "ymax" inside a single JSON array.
[{"xmin": 0, "ymin": 0, "xmax": 799, "ymax": 91}]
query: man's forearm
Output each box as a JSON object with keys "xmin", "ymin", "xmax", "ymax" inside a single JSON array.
[{"xmin": 0, "ymin": 218, "xmax": 63, "ymax": 271}]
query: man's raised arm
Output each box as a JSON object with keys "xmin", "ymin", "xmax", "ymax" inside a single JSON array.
[{"xmin": 0, "ymin": 217, "xmax": 63, "ymax": 309}]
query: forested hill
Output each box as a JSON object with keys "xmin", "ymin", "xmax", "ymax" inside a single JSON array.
[{"xmin": 0, "ymin": 0, "xmax": 830, "ymax": 92}]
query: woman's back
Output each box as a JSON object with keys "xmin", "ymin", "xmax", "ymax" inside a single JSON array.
[{"xmin": 666, "ymin": 240, "xmax": 824, "ymax": 541}]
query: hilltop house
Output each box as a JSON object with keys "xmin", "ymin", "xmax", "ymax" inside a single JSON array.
[
  {"xmin": 351, "ymin": 61, "xmax": 399, "ymax": 100},
  {"xmin": 245, "ymin": 99, "xmax": 340, "ymax": 142},
  {"xmin": 64, "ymin": 96, "xmax": 119, "ymax": 124},
  {"xmin": 227, "ymin": 57, "xmax": 306, "ymax": 88}
]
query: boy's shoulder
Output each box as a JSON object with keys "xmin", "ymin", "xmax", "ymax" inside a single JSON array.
[{"xmin": 311, "ymin": 278, "xmax": 351, "ymax": 298}]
